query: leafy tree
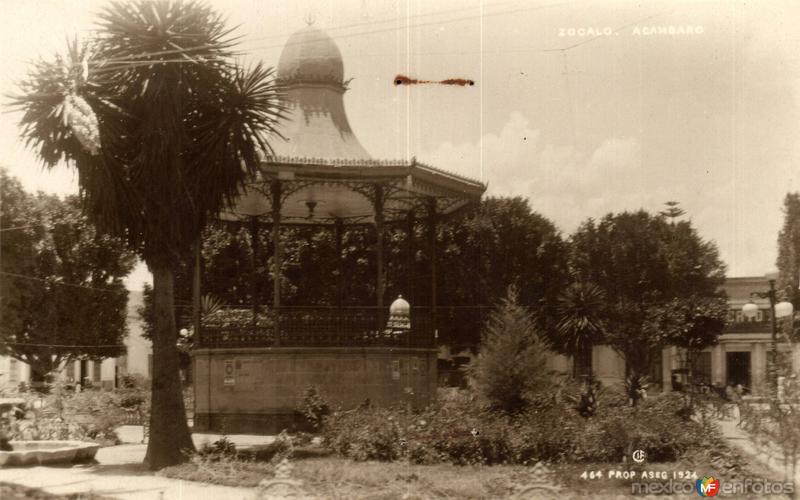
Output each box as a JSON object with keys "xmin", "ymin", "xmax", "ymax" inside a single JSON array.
[
  {"xmin": 466, "ymin": 287, "xmax": 555, "ymax": 414},
  {"xmin": 437, "ymin": 197, "xmax": 569, "ymax": 346},
  {"xmin": 11, "ymin": 1, "xmax": 283, "ymax": 468},
  {"xmin": 568, "ymin": 210, "xmax": 727, "ymax": 381},
  {"xmin": 0, "ymin": 170, "xmax": 39, "ymax": 346},
  {"xmin": 777, "ymin": 192, "xmax": 800, "ymax": 339},
  {"xmin": 0, "ymin": 169, "xmax": 135, "ymax": 387},
  {"xmin": 438, "ymin": 197, "xmax": 568, "ymax": 308},
  {"xmin": 649, "ymin": 297, "xmax": 727, "ymax": 367}
]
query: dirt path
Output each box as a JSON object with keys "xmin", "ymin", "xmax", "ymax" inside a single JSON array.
[
  {"xmin": 0, "ymin": 430, "xmax": 277, "ymax": 500},
  {"xmin": 714, "ymin": 414, "xmax": 799, "ymax": 486}
]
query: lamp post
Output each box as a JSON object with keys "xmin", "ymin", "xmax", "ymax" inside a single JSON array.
[{"xmin": 742, "ymin": 279, "xmax": 794, "ymax": 398}]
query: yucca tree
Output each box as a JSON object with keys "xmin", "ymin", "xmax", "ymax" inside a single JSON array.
[
  {"xmin": 554, "ymin": 281, "xmax": 606, "ymax": 377},
  {"xmin": 11, "ymin": 0, "xmax": 284, "ymax": 468}
]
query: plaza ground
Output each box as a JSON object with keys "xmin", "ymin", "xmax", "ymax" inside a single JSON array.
[{"xmin": 0, "ymin": 428, "xmax": 273, "ymax": 500}]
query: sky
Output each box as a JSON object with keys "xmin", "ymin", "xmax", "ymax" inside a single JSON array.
[{"xmin": 1, "ymin": 0, "xmax": 799, "ymax": 290}]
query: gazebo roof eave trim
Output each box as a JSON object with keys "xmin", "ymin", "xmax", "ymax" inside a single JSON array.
[
  {"xmin": 215, "ymin": 200, "xmax": 477, "ymax": 226},
  {"xmin": 260, "ymin": 158, "xmax": 486, "ymax": 198}
]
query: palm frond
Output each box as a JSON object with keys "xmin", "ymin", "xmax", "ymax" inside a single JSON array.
[
  {"xmin": 189, "ymin": 62, "xmax": 288, "ymax": 213},
  {"xmin": 11, "ymin": 0, "xmax": 286, "ymax": 267},
  {"xmin": 555, "ymin": 281, "xmax": 606, "ymax": 354}
]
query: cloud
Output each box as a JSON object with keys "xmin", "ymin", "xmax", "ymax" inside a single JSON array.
[
  {"xmin": 419, "ymin": 112, "xmax": 764, "ymax": 276},
  {"xmin": 421, "ymin": 112, "xmax": 660, "ymax": 233}
]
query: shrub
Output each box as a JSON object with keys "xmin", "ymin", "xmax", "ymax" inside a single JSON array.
[
  {"xmin": 239, "ymin": 438, "xmax": 293, "ymax": 463},
  {"xmin": 119, "ymin": 373, "xmax": 149, "ymax": 389},
  {"xmin": 198, "ymin": 430, "xmax": 297, "ymax": 464},
  {"xmin": 322, "ymin": 389, "xmax": 726, "ymax": 467},
  {"xmin": 197, "ymin": 436, "xmax": 237, "ymax": 461},
  {"xmin": 3, "ymin": 383, "xmax": 154, "ymax": 445},
  {"xmin": 202, "ymin": 308, "xmax": 274, "ymax": 329},
  {"xmin": 323, "ymin": 390, "xmax": 581, "ymax": 465},
  {"xmin": 466, "ymin": 287, "xmax": 557, "ymax": 414},
  {"xmin": 299, "ymin": 386, "xmax": 330, "ymax": 432},
  {"xmin": 119, "ymin": 394, "xmax": 146, "ymax": 409}
]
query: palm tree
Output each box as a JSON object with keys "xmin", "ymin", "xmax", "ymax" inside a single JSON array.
[
  {"xmin": 555, "ymin": 281, "xmax": 606, "ymax": 377},
  {"xmin": 11, "ymin": 0, "xmax": 284, "ymax": 468}
]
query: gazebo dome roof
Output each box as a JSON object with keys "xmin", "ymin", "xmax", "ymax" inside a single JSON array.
[
  {"xmin": 270, "ymin": 25, "xmax": 371, "ymax": 161},
  {"xmin": 222, "ymin": 25, "xmax": 485, "ymax": 225},
  {"xmin": 277, "ymin": 27, "xmax": 344, "ymax": 86}
]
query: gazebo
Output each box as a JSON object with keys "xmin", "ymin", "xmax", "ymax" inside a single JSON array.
[{"xmin": 192, "ymin": 26, "xmax": 485, "ymax": 433}]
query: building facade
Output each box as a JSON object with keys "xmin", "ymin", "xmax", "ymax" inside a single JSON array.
[{"xmin": 661, "ymin": 275, "xmax": 799, "ymax": 396}]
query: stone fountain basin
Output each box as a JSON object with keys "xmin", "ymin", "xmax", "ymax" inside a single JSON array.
[{"xmin": 0, "ymin": 441, "xmax": 99, "ymax": 467}]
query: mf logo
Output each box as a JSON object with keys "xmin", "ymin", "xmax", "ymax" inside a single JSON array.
[{"xmin": 695, "ymin": 476, "xmax": 720, "ymax": 497}]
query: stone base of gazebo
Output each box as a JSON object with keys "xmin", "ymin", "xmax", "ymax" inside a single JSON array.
[{"xmin": 192, "ymin": 347, "xmax": 437, "ymax": 434}]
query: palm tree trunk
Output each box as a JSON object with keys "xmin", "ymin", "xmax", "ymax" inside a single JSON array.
[{"xmin": 144, "ymin": 262, "xmax": 194, "ymax": 469}]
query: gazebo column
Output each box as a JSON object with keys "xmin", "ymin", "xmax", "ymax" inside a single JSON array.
[
  {"xmin": 406, "ymin": 210, "xmax": 415, "ymax": 305},
  {"xmin": 427, "ymin": 198, "xmax": 438, "ymax": 339},
  {"xmin": 334, "ymin": 217, "xmax": 344, "ymax": 308},
  {"xmin": 374, "ymin": 185, "xmax": 385, "ymax": 309},
  {"xmin": 192, "ymin": 239, "xmax": 202, "ymax": 341},
  {"xmin": 271, "ymin": 180, "xmax": 282, "ymax": 340},
  {"xmin": 248, "ymin": 216, "xmax": 260, "ymax": 329}
]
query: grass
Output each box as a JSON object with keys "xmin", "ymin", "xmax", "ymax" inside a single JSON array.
[
  {"xmin": 159, "ymin": 446, "xmax": 786, "ymax": 499},
  {"xmin": 161, "ymin": 452, "xmax": 530, "ymax": 498}
]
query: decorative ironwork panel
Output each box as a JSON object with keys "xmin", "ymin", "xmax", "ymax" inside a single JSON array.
[{"xmin": 196, "ymin": 306, "xmax": 435, "ymax": 348}]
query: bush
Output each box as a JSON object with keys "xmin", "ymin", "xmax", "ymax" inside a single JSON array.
[
  {"xmin": 323, "ymin": 390, "xmax": 578, "ymax": 465},
  {"xmin": 572, "ymin": 392, "xmax": 715, "ymax": 463},
  {"xmin": 3, "ymin": 382, "xmax": 152, "ymax": 445},
  {"xmin": 322, "ymin": 389, "xmax": 726, "ymax": 467},
  {"xmin": 466, "ymin": 287, "xmax": 558, "ymax": 414},
  {"xmin": 299, "ymin": 386, "xmax": 330, "ymax": 432},
  {"xmin": 119, "ymin": 394, "xmax": 146, "ymax": 409},
  {"xmin": 324, "ymin": 406, "xmax": 403, "ymax": 462},
  {"xmin": 197, "ymin": 436, "xmax": 237, "ymax": 461},
  {"xmin": 119, "ymin": 373, "xmax": 149, "ymax": 389}
]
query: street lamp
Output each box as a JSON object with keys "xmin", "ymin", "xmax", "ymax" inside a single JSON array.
[{"xmin": 742, "ymin": 279, "xmax": 794, "ymax": 397}]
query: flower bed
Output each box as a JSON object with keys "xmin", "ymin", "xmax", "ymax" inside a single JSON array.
[{"xmin": 322, "ymin": 390, "xmax": 740, "ymax": 468}]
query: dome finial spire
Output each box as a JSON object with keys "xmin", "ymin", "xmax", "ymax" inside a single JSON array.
[{"xmin": 303, "ymin": 11, "xmax": 316, "ymax": 27}]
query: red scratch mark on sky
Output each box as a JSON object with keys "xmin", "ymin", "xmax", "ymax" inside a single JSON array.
[{"xmin": 394, "ymin": 75, "xmax": 475, "ymax": 87}]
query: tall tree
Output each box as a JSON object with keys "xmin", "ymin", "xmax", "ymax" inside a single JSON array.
[
  {"xmin": 777, "ymin": 192, "xmax": 800, "ymax": 339},
  {"xmin": 0, "ymin": 169, "xmax": 135, "ymax": 386},
  {"xmin": 659, "ymin": 200, "xmax": 686, "ymax": 221},
  {"xmin": 437, "ymin": 197, "xmax": 569, "ymax": 346},
  {"xmin": 568, "ymin": 210, "xmax": 727, "ymax": 380},
  {"xmin": 11, "ymin": 1, "xmax": 283, "ymax": 468}
]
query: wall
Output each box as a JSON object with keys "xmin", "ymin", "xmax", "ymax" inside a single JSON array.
[
  {"xmin": 193, "ymin": 347, "xmax": 438, "ymax": 434},
  {"xmin": 0, "ymin": 356, "xmax": 118, "ymax": 390},
  {"xmin": 123, "ymin": 290, "xmax": 152, "ymax": 379},
  {"xmin": 546, "ymin": 352, "xmax": 571, "ymax": 374},
  {"xmin": 0, "ymin": 356, "xmax": 30, "ymax": 390},
  {"xmin": 661, "ymin": 338, "xmax": 800, "ymax": 397},
  {"xmin": 592, "ymin": 345, "xmax": 626, "ymax": 387}
]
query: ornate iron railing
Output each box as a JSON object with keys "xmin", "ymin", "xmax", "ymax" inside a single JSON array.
[
  {"xmin": 723, "ymin": 321, "xmax": 772, "ymax": 334},
  {"xmin": 196, "ymin": 306, "xmax": 435, "ymax": 349}
]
